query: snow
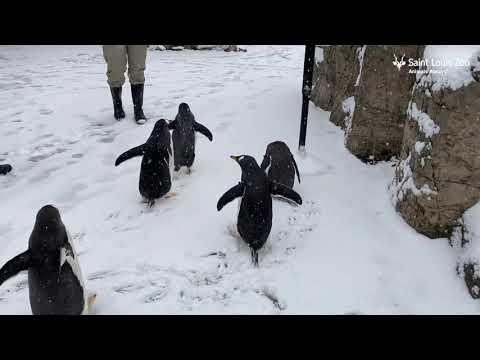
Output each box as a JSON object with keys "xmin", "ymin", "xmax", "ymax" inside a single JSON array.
[
  {"xmin": 391, "ymin": 153, "xmax": 437, "ymax": 206},
  {"xmin": 355, "ymin": 45, "xmax": 366, "ymax": 87},
  {"xmin": 0, "ymin": 45, "xmax": 478, "ymax": 314},
  {"xmin": 407, "ymin": 101, "xmax": 440, "ymax": 138},
  {"xmin": 418, "ymin": 45, "xmax": 480, "ymax": 91},
  {"xmin": 453, "ymin": 203, "xmax": 480, "ymax": 270},
  {"xmin": 315, "ymin": 47, "xmax": 324, "ymax": 64},
  {"xmin": 342, "ymin": 96, "xmax": 355, "ymax": 137},
  {"xmin": 414, "ymin": 141, "xmax": 425, "ymax": 155}
]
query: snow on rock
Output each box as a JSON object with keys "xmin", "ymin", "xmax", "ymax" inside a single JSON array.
[
  {"xmin": 452, "ymin": 203, "xmax": 480, "ymax": 299},
  {"xmin": 342, "ymin": 96, "xmax": 355, "ymax": 137},
  {"xmin": 314, "ymin": 47, "xmax": 324, "ymax": 64},
  {"xmin": 391, "ymin": 153, "xmax": 436, "ymax": 205},
  {"xmin": 418, "ymin": 45, "xmax": 480, "ymax": 91},
  {"xmin": 354, "ymin": 45, "xmax": 366, "ymax": 87},
  {"xmin": 407, "ymin": 101, "xmax": 440, "ymax": 138},
  {"xmin": 414, "ymin": 142, "xmax": 425, "ymax": 155}
]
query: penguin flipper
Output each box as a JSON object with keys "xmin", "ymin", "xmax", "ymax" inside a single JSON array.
[
  {"xmin": 270, "ymin": 181, "xmax": 302, "ymax": 205},
  {"xmin": 217, "ymin": 182, "xmax": 245, "ymax": 211},
  {"xmin": 115, "ymin": 144, "xmax": 146, "ymax": 166},
  {"xmin": 194, "ymin": 122, "xmax": 213, "ymax": 141},
  {"xmin": 0, "ymin": 249, "xmax": 33, "ymax": 286},
  {"xmin": 291, "ymin": 154, "xmax": 301, "ymax": 184}
]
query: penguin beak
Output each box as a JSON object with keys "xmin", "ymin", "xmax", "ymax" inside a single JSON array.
[{"xmin": 230, "ymin": 155, "xmax": 240, "ymax": 163}]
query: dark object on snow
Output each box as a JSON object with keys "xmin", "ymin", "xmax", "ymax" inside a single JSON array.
[
  {"xmin": 168, "ymin": 103, "xmax": 213, "ymax": 173},
  {"xmin": 462, "ymin": 262, "xmax": 480, "ymax": 299},
  {"xmin": 0, "ymin": 205, "xmax": 90, "ymax": 315},
  {"xmin": 115, "ymin": 119, "xmax": 172, "ymax": 206},
  {"xmin": 260, "ymin": 141, "xmax": 301, "ymax": 189},
  {"xmin": 110, "ymin": 87, "xmax": 126, "ymax": 120},
  {"xmin": 298, "ymin": 45, "xmax": 316, "ymax": 151},
  {"xmin": 0, "ymin": 164, "xmax": 12, "ymax": 175},
  {"xmin": 131, "ymin": 83, "xmax": 147, "ymax": 124},
  {"xmin": 217, "ymin": 155, "xmax": 302, "ymax": 266}
]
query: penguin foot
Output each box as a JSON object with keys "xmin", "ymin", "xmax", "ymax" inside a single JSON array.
[
  {"xmin": 148, "ymin": 199, "xmax": 156, "ymax": 208},
  {"xmin": 174, "ymin": 165, "xmax": 181, "ymax": 172},
  {"xmin": 88, "ymin": 293, "xmax": 97, "ymax": 310},
  {"xmin": 187, "ymin": 167, "xmax": 192, "ymax": 175},
  {"xmin": 165, "ymin": 192, "xmax": 178, "ymax": 199}
]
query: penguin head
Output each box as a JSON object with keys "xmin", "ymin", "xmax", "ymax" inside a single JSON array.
[
  {"xmin": 266, "ymin": 141, "xmax": 290, "ymax": 159},
  {"xmin": 31, "ymin": 205, "xmax": 66, "ymax": 252},
  {"xmin": 178, "ymin": 103, "xmax": 191, "ymax": 116},
  {"xmin": 149, "ymin": 119, "xmax": 171, "ymax": 154},
  {"xmin": 230, "ymin": 155, "xmax": 261, "ymax": 180},
  {"xmin": 152, "ymin": 119, "xmax": 169, "ymax": 134}
]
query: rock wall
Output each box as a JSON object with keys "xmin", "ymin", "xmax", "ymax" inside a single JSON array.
[
  {"xmin": 392, "ymin": 56, "xmax": 480, "ymax": 238},
  {"xmin": 311, "ymin": 45, "xmax": 361, "ymax": 128},
  {"xmin": 344, "ymin": 45, "xmax": 425, "ymax": 162}
]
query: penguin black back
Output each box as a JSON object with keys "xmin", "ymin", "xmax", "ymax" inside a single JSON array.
[
  {"xmin": 168, "ymin": 103, "xmax": 213, "ymax": 172},
  {"xmin": 217, "ymin": 155, "xmax": 302, "ymax": 266},
  {"xmin": 0, "ymin": 205, "xmax": 88, "ymax": 315},
  {"xmin": 260, "ymin": 141, "xmax": 300, "ymax": 189},
  {"xmin": 115, "ymin": 119, "xmax": 172, "ymax": 206}
]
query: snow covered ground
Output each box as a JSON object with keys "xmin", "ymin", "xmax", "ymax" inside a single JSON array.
[{"xmin": 0, "ymin": 45, "xmax": 478, "ymax": 314}]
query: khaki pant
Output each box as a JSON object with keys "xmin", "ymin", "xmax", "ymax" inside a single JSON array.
[{"xmin": 102, "ymin": 45, "xmax": 147, "ymax": 87}]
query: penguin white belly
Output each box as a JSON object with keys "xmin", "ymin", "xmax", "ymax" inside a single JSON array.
[{"xmin": 61, "ymin": 230, "xmax": 90, "ymax": 314}]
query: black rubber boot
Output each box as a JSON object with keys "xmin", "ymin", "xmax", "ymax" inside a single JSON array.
[
  {"xmin": 0, "ymin": 164, "xmax": 12, "ymax": 175},
  {"xmin": 110, "ymin": 87, "xmax": 125, "ymax": 120},
  {"xmin": 131, "ymin": 83, "xmax": 147, "ymax": 124}
]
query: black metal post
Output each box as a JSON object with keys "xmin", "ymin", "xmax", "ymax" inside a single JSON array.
[{"xmin": 298, "ymin": 44, "xmax": 316, "ymax": 151}]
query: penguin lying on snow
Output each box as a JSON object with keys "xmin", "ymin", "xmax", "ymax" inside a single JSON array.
[
  {"xmin": 0, "ymin": 164, "xmax": 12, "ymax": 175},
  {"xmin": 115, "ymin": 119, "xmax": 173, "ymax": 207},
  {"xmin": 168, "ymin": 103, "xmax": 213, "ymax": 174},
  {"xmin": 0, "ymin": 205, "xmax": 95, "ymax": 315},
  {"xmin": 217, "ymin": 155, "xmax": 302, "ymax": 266},
  {"xmin": 260, "ymin": 141, "xmax": 300, "ymax": 189}
]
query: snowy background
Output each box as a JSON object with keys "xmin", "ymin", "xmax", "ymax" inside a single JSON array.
[{"xmin": 0, "ymin": 45, "xmax": 478, "ymax": 314}]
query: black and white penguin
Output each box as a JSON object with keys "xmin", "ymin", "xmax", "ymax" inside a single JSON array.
[
  {"xmin": 168, "ymin": 103, "xmax": 213, "ymax": 173},
  {"xmin": 217, "ymin": 155, "xmax": 302, "ymax": 266},
  {"xmin": 260, "ymin": 141, "xmax": 300, "ymax": 189},
  {"xmin": 0, "ymin": 205, "xmax": 94, "ymax": 315},
  {"xmin": 115, "ymin": 119, "xmax": 173, "ymax": 207},
  {"xmin": 0, "ymin": 164, "xmax": 12, "ymax": 175}
]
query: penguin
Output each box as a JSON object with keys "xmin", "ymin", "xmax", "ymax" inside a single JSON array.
[
  {"xmin": 217, "ymin": 155, "xmax": 302, "ymax": 266},
  {"xmin": 0, "ymin": 205, "xmax": 94, "ymax": 315},
  {"xmin": 115, "ymin": 119, "xmax": 173, "ymax": 207},
  {"xmin": 0, "ymin": 164, "xmax": 12, "ymax": 175},
  {"xmin": 168, "ymin": 103, "xmax": 213, "ymax": 174},
  {"xmin": 260, "ymin": 141, "xmax": 301, "ymax": 189}
]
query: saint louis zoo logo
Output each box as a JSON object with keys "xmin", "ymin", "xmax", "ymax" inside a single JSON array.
[
  {"xmin": 392, "ymin": 54, "xmax": 406, "ymax": 71},
  {"xmin": 392, "ymin": 53, "xmax": 471, "ymax": 74}
]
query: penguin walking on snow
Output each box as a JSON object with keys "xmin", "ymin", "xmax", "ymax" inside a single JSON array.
[
  {"xmin": 0, "ymin": 164, "xmax": 12, "ymax": 175},
  {"xmin": 115, "ymin": 119, "xmax": 173, "ymax": 207},
  {"xmin": 260, "ymin": 141, "xmax": 301, "ymax": 189},
  {"xmin": 0, "ymin": 205, "xmax": 95, "ymax": 315},
  {"xmin": 217, "ymin": 155, "xmax": 302, "ymax": 266},
  {"xmin": 168, "ymin": 103, "xmax": 213, "ymax": 174}
]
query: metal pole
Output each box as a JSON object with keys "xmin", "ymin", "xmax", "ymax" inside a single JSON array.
[{"xmin": 298, "ymin": 44, "xmax": 316, "ymax": 152}]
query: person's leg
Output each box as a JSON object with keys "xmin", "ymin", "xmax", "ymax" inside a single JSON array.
[
  {"xmin": 103, "ymin": 45, "xmax": 127, "ymax": 120},
  {"xmin": 127, "ymin": 45, "xmax": 148, "ymax": 124}
]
